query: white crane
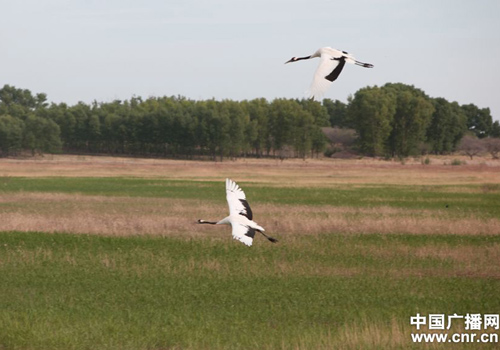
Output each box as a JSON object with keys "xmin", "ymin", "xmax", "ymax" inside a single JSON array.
[
  {"xmin": 198, "ymin": 178, "xmax": 278, "ymax": 246},
  {"xmin": 285, "ymin": 47, "xmax": 374, "ymax": 100}
]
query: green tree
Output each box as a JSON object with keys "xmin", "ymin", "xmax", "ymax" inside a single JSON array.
[
  {"xmin": 45, "ymin": 103, "xmax": 76, "ymax": 149},
  {"xmin": 0, "ymin": 85, "xmax": 36, "ymax": 110},
  {"xmin": 198, "ymin": 100, "xmax": 230, "ymax": 161},
  {"xmin": 348, "ymin": 86, "xmax": 395, "ymax": 156},
  {"xmin": 323, "ymin": 99, "xmax": 349, "ymax": 127},
  {"xmin": 297, "ymin": 99, "xmax": 330, "ymax": 127},
  {"xmin": 0, "ymin": 85, "xmax": 48, "ymax": 118},
  {"xmin": 23, "ymin": 115, "xmax": 62, "ymax": 155},
  {"xmin": 269, "ymin": 99, "xmax": 296, "ymax": 156},
  {"xmin": 0, "ymin": 115, "xmax": 24, "ymax": 156},
  {"xmin": 220, "ymin": 100, "xmax": 247, "ymax": 159},
  {"xmin": 290, "ymin": 109, "xmax": 315, "ymax": 159},
  {"xmin": 310, "ymin": 126, "xmax": 327, "ymax": 157},
  {"xmin": 489, "ymin": 120, "xmax": 500, "ymax": 138},
  {"xmin": 87, "ymin": 114, "xmax": 101, "ymax": 152},
  {"xmin": 245, "ymin": 98, "xmax": 271, "ymax": 156},
  {"xmin": 427, "ymin": 98, "xmax": 467, "ymax": 154},
  {"xmin": 384, "ymin": 83, "xmax": 434, "ymax": 157},
  {"xmin": 461, "ymin": 104, "xmax": 492, "ymax": 138}
]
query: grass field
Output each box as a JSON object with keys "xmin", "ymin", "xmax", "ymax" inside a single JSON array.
[{"xmin": 1, "ymin": 155, "xmax": 499, "ymax": 349}]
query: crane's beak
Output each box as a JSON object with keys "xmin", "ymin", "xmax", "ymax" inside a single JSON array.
[{"xmin": 285, "ymin": 58, "xmax": 294, "ymax": 64}]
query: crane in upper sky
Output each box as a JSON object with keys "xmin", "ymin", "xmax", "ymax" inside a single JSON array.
[{"xmin": 285, "ymin": 47, "xmax": 374, "ymax": 100}]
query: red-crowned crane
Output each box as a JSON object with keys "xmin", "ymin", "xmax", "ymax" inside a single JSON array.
[
  {"xmin": 198, "ymin": 178, "xmax": 278, "ymax": 247},
  {"xmin": 285, "ymin": 47, "xmax": 374, "ymax": 100}
]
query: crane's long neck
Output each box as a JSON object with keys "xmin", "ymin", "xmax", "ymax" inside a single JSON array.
[
  {"xmin": 295, "ymin": 55, "xmax": 312, "ymax": 61},
  {"xmin": 198, "ymin": 217, "xmax": 231, "ymax": 225},
  {"xmin": 198, "ymin": 219, "xmax": 217, "ymax": 225}
]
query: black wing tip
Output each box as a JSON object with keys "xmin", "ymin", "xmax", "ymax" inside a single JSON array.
[{"xmin": 238, "ymin": 199, "xmax": 253, "ymax": 220}]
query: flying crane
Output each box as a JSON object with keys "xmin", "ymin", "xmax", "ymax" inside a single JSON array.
[
  {"xmin": 285, "ymin": 47, "xmax": 374, "ymax": 99},
  {"xmin": 198, "ymin": 179, "xmax": 278, "ymax": 247}
]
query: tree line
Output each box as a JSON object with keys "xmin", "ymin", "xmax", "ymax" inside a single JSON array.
[
  {"xmin": 346, "ymin": 83, "xmax": 499, "ymax": 157},
  {"xmin": 0, "ymin": 84, "xmax": 498, "ymax": 159}
]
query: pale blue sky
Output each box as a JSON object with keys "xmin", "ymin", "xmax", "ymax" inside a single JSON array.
[{"xmin": 1, "ymin": 0, "xmax": 499, "ymax": 120}]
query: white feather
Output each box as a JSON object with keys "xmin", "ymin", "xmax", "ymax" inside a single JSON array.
[
  {"xmin": 307, "ymin": 54, "xmax": 337, "ymax": 99},
  {"xmin": 308, "ymin": 48, "xmax": 354, "ymax": 100},
  {"xmin": 198, "ymin": 178, "xmax": 273, "ymax": 247},
  {"xmin": 231, "ymin": 223, "xmax": 254, "ymax": 246},
  {"xmin": 225, "ymin": 178, "xmax": 249, "ymax": 218},
  {"xmin": 287, "ymin": 46, "xmax": 373, "ymax": 100}
]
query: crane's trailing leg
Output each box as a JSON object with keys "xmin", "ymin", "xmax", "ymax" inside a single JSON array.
[
  {"xmin": 258, "ymin": 230, "xmax": 278, "ymax": 243},
  {"xmin": 355, "ymin": 60, "xmax": 374, "ymax": 68}
]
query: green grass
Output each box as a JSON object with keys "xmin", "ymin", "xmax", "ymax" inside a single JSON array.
[
  {"xmin": 1, "ymin": 232, "xmax": 499, "ymax": 349},
  {"xmin": 1, "ymin": 175, "xmax": 499, "ymax": 348},
  {"xmin": 1, "ymin": 176, "xmax": 500, "ymax": 217}
]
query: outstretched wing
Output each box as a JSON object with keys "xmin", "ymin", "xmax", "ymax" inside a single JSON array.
[
  {"xmin": 308, "ymin": 54, "xmax": 337, "ymax": 99},
  {"xmin": 226, "ymin": 178, "xmax": 253, "ymax": 220},
  {"xmin": 231, "ymin": 223, "xmax": 255, "ymax": 247},
  {"xmin": 308, "ymin": 48, "xmax": 353, "ymax": 99}
]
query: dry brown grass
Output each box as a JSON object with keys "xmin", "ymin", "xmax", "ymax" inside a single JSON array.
[
  {"xmin": 285, "ymin": 318, "xmax": 495, "ymax": 350},
  {"xmin": 4, "ymin": 191, "xmax": 499, "ymax": 280},
  {"xmin": 1, "ymin": 154, "xmax": 500, "ymax": 186},
  {"xmin": 0, "ymin": 193, "xmax": 206, "ymax": 237},
  {"xmin": 328, "ymin": 319, "xmax": 408, "ymax": 350},
  {"xmin": 1, "ymin": 192, "xmax": 499, "ymax": 238}
]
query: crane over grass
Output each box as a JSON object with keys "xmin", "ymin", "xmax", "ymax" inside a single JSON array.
[{"xmin": 198, "ymin": 179, "xmax": 278, "ymax": 246}]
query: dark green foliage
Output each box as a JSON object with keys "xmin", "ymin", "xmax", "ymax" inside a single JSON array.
[
  {"xmin": 426, "ymin": 98, "xmax": 467, "ymax": 154},
  {"xmin": 349, "ymin": 83, "xmax": 436, "ymax": 157},
  {"xmin": 323, "ymin": 98, "xmax": 349, "ymax": 127},
  {"xmin": 347, "ymin": 83, "xmax": 493, "ymax": 157},
  {"xmin": 461, "ymin": 103, "xmax": 493, "ymax": 138},
  {"xmin": 490, "ymin": 120, "xmax": 500, "ymax": 138},
  {"xmin": 348, "ymin": 86, "xmax": 395, "ymax": 156},
  {"xmin": 0, "ymin": 84, "xmax": 496, "ymax": 159},
  {"xmin": 0, "ymin": 85, "xmax": 327, "ymax": 159},
  {"xmin": 296, "ymin": 98, "xmax": 330, "ymax": 127},
  {"xmin": 23, "ymin": 115, "xmax": 62, "ymax": 155},
  {"xmin": 0, "ymin": 115, "xmax": 24, "ymax": 155},
  {"xmin": 0, "ymin": 86, "xmax": 61, "ymax": 156},
  {"xmin": 384, "ymin": 83, "xmax": 434, "ymax": 157}
]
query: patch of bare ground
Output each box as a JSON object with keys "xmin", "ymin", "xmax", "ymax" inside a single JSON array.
[{"xmin": 1, "ymin": 154, "xmax": 499, "ymax": 185}]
